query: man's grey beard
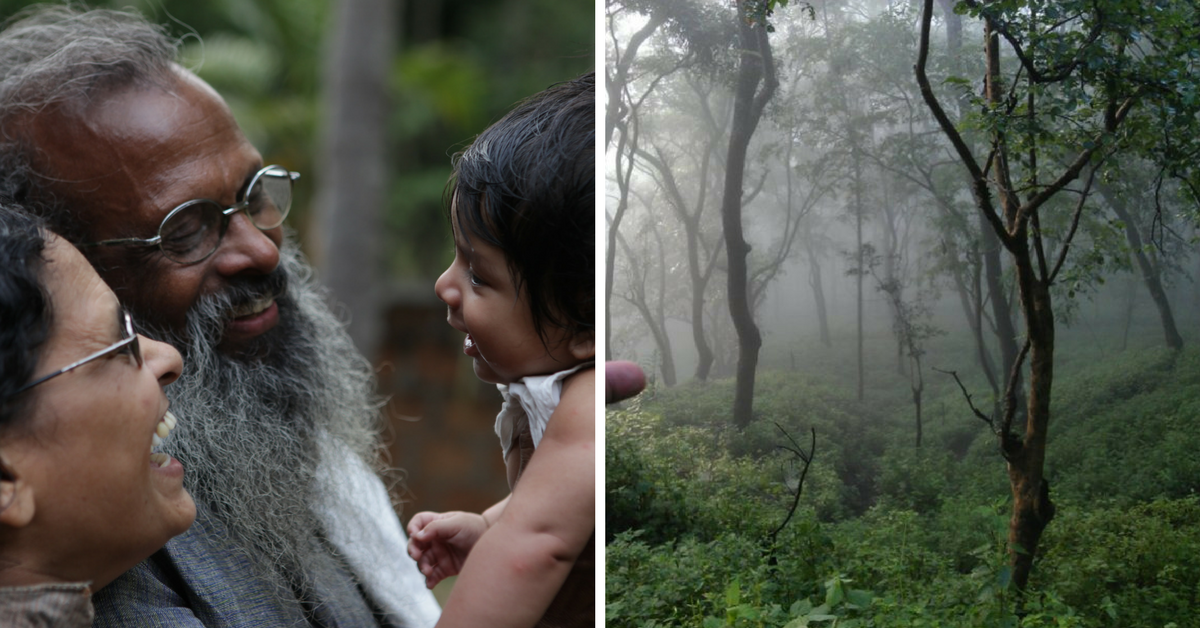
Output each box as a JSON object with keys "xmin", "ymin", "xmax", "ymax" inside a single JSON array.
[{"xmin": 150, "ymin": 243, "xmax": 380, "ymax": 593}]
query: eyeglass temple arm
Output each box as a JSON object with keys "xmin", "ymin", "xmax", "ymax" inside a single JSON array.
[
  {"xmin": 13, "ymin": 333, "xmax": 137, "ymax": 394},
  {"xmin": 78, "ymin": 235, "xmax": 163, "ymax": 249}
]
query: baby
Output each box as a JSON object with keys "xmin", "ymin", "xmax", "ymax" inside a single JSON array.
[{"xmin": 407, "ymin": 72, "xmax": 596, "ymax": 628}]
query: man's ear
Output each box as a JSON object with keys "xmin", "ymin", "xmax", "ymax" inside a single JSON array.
[
  {"xmin": 0, "ymin": 459, "xmax": 35, "ymax": 530},
  {"xmin": 568, "ymin": 331, "xmax": 595, "ymax": 361}
]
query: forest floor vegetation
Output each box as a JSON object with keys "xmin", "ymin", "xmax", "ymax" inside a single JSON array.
[{"xmin": 606, "ymin": 340, "xmax": 1200, "ymax": 627}]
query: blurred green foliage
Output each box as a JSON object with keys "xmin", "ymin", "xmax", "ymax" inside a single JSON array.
[
  {"xmin": 0, "ymin": 0, "xmax": 592, "ymax": 281},
  {"xmin": 607, "ymin": 345, "xmax": 1200, "ymax": 627}
]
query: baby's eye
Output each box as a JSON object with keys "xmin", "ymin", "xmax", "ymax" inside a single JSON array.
[{"xmin": 467, "ymin": 268, "xmax": 485, "ymax": 287}]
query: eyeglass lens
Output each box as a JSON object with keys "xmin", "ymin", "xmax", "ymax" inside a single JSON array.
[
  {"xmin": 121, "ymin": 310, "xmax": 144, "ymax": 368},
  {"xmin": 158, "ymin": 167, "xmax": 293, "ymax": 264}
]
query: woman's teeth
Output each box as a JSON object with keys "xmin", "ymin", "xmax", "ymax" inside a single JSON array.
[
  {"xmin": 152, "ymin": 410, "xmax": 179, "ymax": 451},
  {"xmin": 465, "ymin": 334, "xmax": 475, "ymax": 350},
  {"xmin": 230, "ymin": 296, "xmax": 274, "ymax": 319},
  {"xmin": 149, "ymin": 452, "xmax": 171, "ymax": 468}
]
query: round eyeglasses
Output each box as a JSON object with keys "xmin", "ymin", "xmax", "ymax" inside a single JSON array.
[
  {"xmin": 13, "ymin": 310, "xmax": 142, "ymax": 395},
  {"xmin": 81, "ymin": 165, "xmax": 299, "ymax": 264}
]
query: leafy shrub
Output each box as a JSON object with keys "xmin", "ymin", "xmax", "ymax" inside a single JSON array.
[
  {"xmin": 606, "ymin": 347, "xmax": 1200, "ymax": 627},
  {"xmin": 1035, "ymin": 497, "xmax": 1200, "ymax": 627}
]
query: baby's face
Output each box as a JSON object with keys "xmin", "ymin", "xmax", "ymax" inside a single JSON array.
[{"xmin": 434, "ymin": 211, "xmax": 592, "ymax": 385}]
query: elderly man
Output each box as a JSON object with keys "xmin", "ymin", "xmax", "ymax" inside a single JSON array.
[{"xmin": 0, "ymin": 6, "xmax": 439, "ymax": 627}]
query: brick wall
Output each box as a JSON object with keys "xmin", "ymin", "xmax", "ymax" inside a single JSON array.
[{"xmin": 374, "ymin": 289, "xmax": 511, "ymax": 526}]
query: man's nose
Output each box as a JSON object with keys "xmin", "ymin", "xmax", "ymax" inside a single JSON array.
[{"xmin": 211, "ymin": 212, "xmax": 281, "ymax": 278}]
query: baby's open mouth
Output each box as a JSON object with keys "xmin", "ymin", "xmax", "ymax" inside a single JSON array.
[{"xmin": 149, "ymin": 410, "xmax": 179, "ymax": 468}]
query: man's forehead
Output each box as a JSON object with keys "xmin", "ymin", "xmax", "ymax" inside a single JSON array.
[{"xmin": 24, "ymin": 69, "xmax": 259, "ymax": 228}]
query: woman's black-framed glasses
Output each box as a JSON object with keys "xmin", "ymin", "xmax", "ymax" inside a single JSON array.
[
  {"xmin": 81, "ymin": 165, "xmax": 299, "ymax": 265},
  {"xmin": 13, "ymin": 310, "xmax": 142, "ymax": 395}
]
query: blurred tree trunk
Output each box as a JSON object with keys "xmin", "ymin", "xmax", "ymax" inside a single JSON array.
[
  {"xmin": 1097, "ymin": 183, "xmax": 1183, "ymax": 350},
  {"xmin": 634, "ymin": 131, "xmax": 720, "ymax": 382},
  {"xmin": 724, "ymin": 0, "xmax": 776, "ymax": 430},
  {"xmin": 316, "ymin": 0, "xmax": 397, "ymax": 359},
  {"xmin": 615, "ymin": 227, "xmax": 678, "ymax": 387},
  {"xmin": 805, "ymin": 238, "xmax": 831, "ymax": 347},
  {"xmin": 608, "ymin": 106, "xmax": 639, "ymax": 363},
  {"xmin": 939, "ymin": 0, "xmax": 1011, "ymax": 413},
  {"xmin": 852, "ymin": 145, "xmax": 865, "ymax": 402},
  {"xmin": 605, "ymin": 6, "xmax": 668, "ymax": 147},
  {"xmin": 879, "ymin": 186, "xmax": 905, "ymax": 377}
]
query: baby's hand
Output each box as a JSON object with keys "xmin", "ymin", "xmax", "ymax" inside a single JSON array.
[{"xmin": 405, "ymin": 511, "xmax": 490, "ymax": 589}]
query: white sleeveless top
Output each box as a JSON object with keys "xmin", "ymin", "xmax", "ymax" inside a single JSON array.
[{"xmin": 495, "ymin": 361, "xmax": 594, "ymax": 458}]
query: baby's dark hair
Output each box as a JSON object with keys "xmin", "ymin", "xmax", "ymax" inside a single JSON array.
[{"xmin": 448, "ymin": 71, "xmax": 594, "ymax": 347}]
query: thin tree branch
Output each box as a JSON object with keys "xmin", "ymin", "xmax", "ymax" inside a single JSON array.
[{"xmin": 933, "ymin": 367, "xmax": 995, "ymax": 429}]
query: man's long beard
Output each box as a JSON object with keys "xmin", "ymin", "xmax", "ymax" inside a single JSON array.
[{"xmin": 150, "ymin": 243, "xmax": 380, "ymax": 594}]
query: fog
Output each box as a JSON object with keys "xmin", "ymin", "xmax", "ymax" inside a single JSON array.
[{"xmin": 605, "ymin": 0, "xmax": 1200, "ymax": 392}]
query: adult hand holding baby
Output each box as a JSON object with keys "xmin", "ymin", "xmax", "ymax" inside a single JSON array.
[{"xmin": 605, "ymin": 361, "xmax": 645, "ymax": 404}]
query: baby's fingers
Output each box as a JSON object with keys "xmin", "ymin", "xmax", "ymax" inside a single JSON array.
[
  {"xmin": 406, "ymin": 537, "xmax": 427, "ymax": 562},
  {"xmin": 406, "ymin": 511, "xmax": 442, "ymax": 536}
]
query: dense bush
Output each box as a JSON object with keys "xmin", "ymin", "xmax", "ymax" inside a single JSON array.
[{"xmin": 606, "ymin": 346, "xmax": 1200, "ymax": 627}]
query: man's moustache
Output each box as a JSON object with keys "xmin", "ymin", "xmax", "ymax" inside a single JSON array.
[{"xmin": 215, "ymin": 269, "xmax": 289, "ymax": 321}]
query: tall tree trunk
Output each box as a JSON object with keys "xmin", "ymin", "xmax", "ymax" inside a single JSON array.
[
  {"xmin": 1005, "ymin": 241, "xmax": 1056, "ymax": 592},
  {"xmin": 615, "ymin": 230, "xmax": 678, "ymax": 386},
  {"xmin": 605, "ymin": 10, "xmax": 668, "ymax": 148},
  {"xmin": 1120, "ymin": 272, "xmax": 1137, "ymax": 351},
  {"xmin": 692, "ymin": 262, "xmax": 716, "ymax": 380},
  {"xmin": 723, "ymin": 0, "xmax": 776, "ymax": 430},
  {"xmin": 653, "ymin": 225, "xmax": 678, "ymax": 386},
  {"xmin": 915, "ymin": 0, "xmax": 1134, "ymax": 594},
  {"xmin": 1100, "ymin": 185, "xmax": 1184, "ymax": 349},
  {"xmin": 982, "ymin": 213, "xmax": 1022, "ymax": 409},
  {"xmin": 807, "ymin": 245, "xmax": 831, "ymax": 347},
  {"xmin": 948, "ymin": 241, "xmax": 1000, "ymax": 400},
  {"xmin": 912, "ymin": 354, "xmax": 924, "ymax": 448},
  {"xmin": 941, "ymin": 0, "xmax": 1006, "ymax": 410},
  {"xmin": 853, "ymin": 148, "xmax": 865, "ymax": 402},
  {"xmin": 607, "ymin": 116, "xmax": 638, "ymax": 361},
  {"xmin": 981, "ymin": 17, "xmax": 1023, "ymax": 416},
  {"xmin": 316, "ymin": 0, "xmax": 396, "ymax": 360}
]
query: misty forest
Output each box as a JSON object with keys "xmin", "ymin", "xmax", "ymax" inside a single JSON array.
[{"xmin": 604, "ymin": 0, "xmax": 1200, "ymax": 626}]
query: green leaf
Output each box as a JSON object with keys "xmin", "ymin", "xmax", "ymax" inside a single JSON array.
[
  {"xmin": 725, "ymin": 579, "xmax": 742, "ymax": 608},
  {"xmin": 846, "ymin": 589, "xmax": 873, "ymax": 609},
  {"xmin": 825, "ymin": 577, "xmax": 845, "ymax": 608},
  {"xmin": 790, "ymin": 599, "xmax": 815, "ymax": 616}
]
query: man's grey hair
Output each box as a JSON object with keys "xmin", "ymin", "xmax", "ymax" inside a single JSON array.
[{"xmin": 0, "ymin": 5, "xmax": 178, "ymax": 242}]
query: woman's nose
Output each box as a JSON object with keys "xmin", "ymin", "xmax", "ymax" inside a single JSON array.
[{"xmin": 142, "ymin": 336, "xmax": 183, "ymax": 387}]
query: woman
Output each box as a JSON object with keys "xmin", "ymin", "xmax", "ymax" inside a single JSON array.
[{"xmin": 0, "ymin": 206, "xmax": 195, "ymax": 625}]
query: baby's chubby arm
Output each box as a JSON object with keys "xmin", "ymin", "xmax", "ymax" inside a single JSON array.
[
  {"xmin": 406, "ymin": 496, "xmax": 510, "ymax": 589},
  {"xmin": 432, "ymin": 367, "xmax": 595, "ymax": 628}
]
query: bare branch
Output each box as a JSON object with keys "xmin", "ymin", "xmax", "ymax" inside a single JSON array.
[
  {"xmin": 933, "ymin": 367, "xmax": 995, "ymax": 429},
  {"xmin": 768, "ymin": 425, "xmax": 816, "ymax": 546},
  {"xmin": 1048, "ymin": 162, "xmax": 1100, "ymax": 283},
  {"xmin": 915, "ymin": 0, "xmax": 1012, "ymax": 250}
]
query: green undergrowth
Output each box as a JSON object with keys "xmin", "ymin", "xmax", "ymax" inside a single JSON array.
[{"xmin": 607, "ymin": 345, "xmax": 1200, "ymax": 627}]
